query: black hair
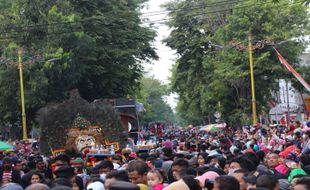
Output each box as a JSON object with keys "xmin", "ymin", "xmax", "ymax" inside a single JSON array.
[
  {"xmin": 54, "ymin": 154, "xmax": 70, "ymax": 165},
  {"xmin": 138, "ymin": 153, "xmax": 150, "ymax": 161},
  {"xmin": 230, "ymin": 156, "xmax": 256, "ymax": 172},
  {"xmin": 127, "ymin": 160, "xmax": 149, "ymax": 175},
  {"xmin": 98, "ymin": 160, "xmax": 114, "ymax": 170},
  {"xmin": 196, "ymin": 166, "xmax": 209, "ymax": 176},
  {"xmin": 73, "ymin": 176, "xmax": 84, "ymax": 190},
  {"xmin": 111, "ymin": 154, "xmax": 122, "ymax": 161},
  {"xmin": 185, "ymin": 167, "xmax": 197, "ymax": 176},
  {"xmin": 162, "ymin": 147, "xmax": 173, "ymax": 158},
  {"xmin": 256, "ymin": 175, "xmax": 278, "ymax": 190},
  {"xmin": 182, "ymin": 175, "xmax": 202, "ymax": 190},
  {"xmin": 172, "ymin": 159, "xmax": 189, "ymax": 169},
  {"xmin": 256, "ymin": 151, "xmax": 266, "ymax": 163},
  {"xmin": 29, "ymin": 172, "xmax": 45, "ymax": 184},
  {"xmin": 295, "ymin": 177, "xmax": 310, "ymax": 189},
  {"xmin": 233, "ymin": 168, "xmax": 249, "ymax": 176},
  {"xmin": 300, "ymin": 153, "xmax": 310, "ymax": 166},
  {"xmin": 214, "ymin": 176, "xmax": 240, "ymax": 190},
  {"xmin": 243, "ymin": 152, "xmax": 259, "ymax": 168},
  {"xmin": 50, "ymin": 186, "xmax": 72, "ymax": 190},
  {"xmin": 197, "ymin": 152, "xmax": 209, "ymax": 163},
  {"xmin": 3, "ymin": 157, "xmax": 12, "ymax": 164},
  {"xmin": 106, "ymin": 170, "xmax": 130, "ymax": 182},
  {"xmin": 50, "ymin": 178, "xmax": 72, "ymax": 188},
  {"xmin": 199, "ymin": 144, "xmax": 208, "ymax": 152}
]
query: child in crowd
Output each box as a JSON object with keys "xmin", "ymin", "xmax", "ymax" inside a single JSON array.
[{"xmin": 147, "ymin": 169, "xmax": 164, "ymax": 190}]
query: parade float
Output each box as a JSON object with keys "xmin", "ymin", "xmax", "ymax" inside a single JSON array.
[{"xmin": 36, "ymin": 90, "xmax": 127, "ymax": 157}]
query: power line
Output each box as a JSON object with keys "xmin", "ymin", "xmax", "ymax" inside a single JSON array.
[
  {"xmin": 0, "ymin": 0, "xmax": 305, "ymax": 41},
  {"xmin": 143, "ymin": 0, "xmax": 304, "ymax": 26},
  {"xmin": 140, "ymin": 0, "xmax": 241, "ymax": 17}
]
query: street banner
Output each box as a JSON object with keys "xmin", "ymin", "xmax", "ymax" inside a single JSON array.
[{"xmin": 274, "ymin": 48, "xmax": 310, "ymax": 92}]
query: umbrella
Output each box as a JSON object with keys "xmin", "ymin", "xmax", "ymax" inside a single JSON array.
[
  {"xmin": 0, "ymin": 141, "xmax": 13, "ymax": 151},
  {"xmin": 216, "ymin": 123, "xmax": 227, "ymax": 128},
  {"xmin": 200, "ymin": 124, "xmax": 222, "ymax": 132}
]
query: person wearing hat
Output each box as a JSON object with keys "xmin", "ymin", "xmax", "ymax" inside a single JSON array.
[
  {"xmin": 53, "ymin": 165, "xmax": 83, "ymax": 189},
  {"xmin": 163, "ymin": 180, "xmax": 190, "ymax": 190},
  {"xmin": 72, "ymin": 157, "xmax": 88, "ymax": 186},
  {"xmin": 243, "ymin": 169, "xmax": 272, "ymax": 190},
  {"xmin": 196, "ymin": 171, "xmax": 219, "ymax": 188},
  {"xmin": 288, "ymin": 168, "xmax": 307, "ymax": 189},
  {"xmin": 87, "ymin": 181, "xmax": 105, "ymax": 190}
]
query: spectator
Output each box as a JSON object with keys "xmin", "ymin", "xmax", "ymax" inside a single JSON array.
[
  {"xmin": 293, "ymin": 177, "xmax": 310, "ymax": 190},
  {"xmin": 213, "ymin": 176, "xmax": 240, "ymax": 190},
  {"xmin": 256, "ymin": 175, "xmax": 280, "ymax": 190},
  {"xmin": 127, "ymin": 160, "xmax": 149, "ymax": 185},
  {"xmin": 231, "ymin": 169, "xmax": 249, "ymax": 190},
  {"xmin": 0, "ymin": 157, "xmax": 21, "ymax": 186},
  {"xmin": 25, "ymin": 183, "xmax": 50, "ymax": 190},
  {"xmin": 105, "ymin": 170, "xmax": 129, "ymax": 190}
]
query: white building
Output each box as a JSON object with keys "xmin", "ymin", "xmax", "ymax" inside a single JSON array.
[{"xmin": 269, "ymin": 53, "xmax": 310, "ymax": 123}]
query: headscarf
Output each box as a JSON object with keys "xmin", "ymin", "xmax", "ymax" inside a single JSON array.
[
  {"xmin": 195, "ymin": 171, "xmax": 219, "ymax": 187},
  {"xmin": 163, "ymin": 180, "xmax": 190, "ymax": 190},
  {"xmin": 288, "ymin": 168, "xmax": 307, "ymax": 182}
]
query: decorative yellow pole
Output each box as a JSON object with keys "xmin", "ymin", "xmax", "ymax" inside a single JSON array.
[
  {"xmin": 248, "ymin": 34, "xmax": 257, "ymax": 125},
  {"xmin": 17, "ymin": 49, "xmax": 28, "ymax": 140}
]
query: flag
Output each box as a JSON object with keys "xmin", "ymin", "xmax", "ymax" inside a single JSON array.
[{"xmin": 274, "ymin": 48, "xmax": 310, "ymax": 92}]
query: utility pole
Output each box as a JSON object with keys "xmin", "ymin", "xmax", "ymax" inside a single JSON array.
[
  {"xmin": 18, "ymin": 49, "xmax": 27, "ymax": 140},
  {"xmin": 286, "ymin": 80, "xmax": 290, "ymax": 128},
  {"xmin": 248, "ymin": 33, "xmax": 257, "ymax": 125}
]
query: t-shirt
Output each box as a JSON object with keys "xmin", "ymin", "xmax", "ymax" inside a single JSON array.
[{"xmin": 2, "ymin": 171, "xmax": 12, "ymax": 183}]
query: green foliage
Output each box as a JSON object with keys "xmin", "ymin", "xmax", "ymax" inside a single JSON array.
[
  {"xmin": 0, "ymin": 0, "xmax": 157, "ymax": 133},
  {"xmin": 165, "ymin": 0, "xmax": 309, "ymax": 126},
  {"xmin": 136, "ymin": 76, "xmax": 175, "ymax": 125}
]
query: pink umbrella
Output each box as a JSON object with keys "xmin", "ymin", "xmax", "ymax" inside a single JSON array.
[{"xmin": 216, "ymin": 123, "xmax": 227, "ymax": 128}]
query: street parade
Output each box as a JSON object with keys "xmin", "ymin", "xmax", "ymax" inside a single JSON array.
[{"xmin": 1, "ymin": 0, "xmax": 310, "ymax": 190}]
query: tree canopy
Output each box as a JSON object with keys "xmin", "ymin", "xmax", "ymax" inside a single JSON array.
[
  {"xmin": 0, "ymin": 0, "xmax": 157, "ymax": 129},
  {"xmin": 164, "ymin": 0, "xmax": 309, "ymax": 126},
  {"xmin": 136, "ymin": 76, "xmax": 175, "ymax": 125}
]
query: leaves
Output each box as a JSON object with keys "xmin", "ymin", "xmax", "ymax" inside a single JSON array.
[
  {"xmin": 165, "ymin": 0, "xmax": 309, "ymax": 126},
  {"xmin": 0, "ymin": 0, "xmax": 157, "ymax": 133},
  {"xmin": 136, "ymin": 76, "xmax": 175, "ymax": 124}
]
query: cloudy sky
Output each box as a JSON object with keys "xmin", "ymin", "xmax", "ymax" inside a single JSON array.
[{"xmin": 141, "ymin": 0, "xmax": 178, "ymax": 109}]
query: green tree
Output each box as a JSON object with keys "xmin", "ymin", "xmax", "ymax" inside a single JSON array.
[
  {"xmin": 165, "ymin": 0, "xmax": 309, "ymax": 126},
  {"xmin": 0, "ymin": 0, "xmax": 157, "ymax": 134},
  {"xmin": 136, "ymin": 76, "xmax": 175, "ymax": 125}
]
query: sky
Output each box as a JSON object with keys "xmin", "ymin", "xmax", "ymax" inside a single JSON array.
[{"xmin": 141, "ymin": 0, "xmax": 178, "ymax": 110}]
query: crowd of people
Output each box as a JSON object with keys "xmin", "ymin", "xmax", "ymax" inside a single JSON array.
[{"xmin": 0, "ymin": 121, "xmax": 310, "ymax": 190}]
